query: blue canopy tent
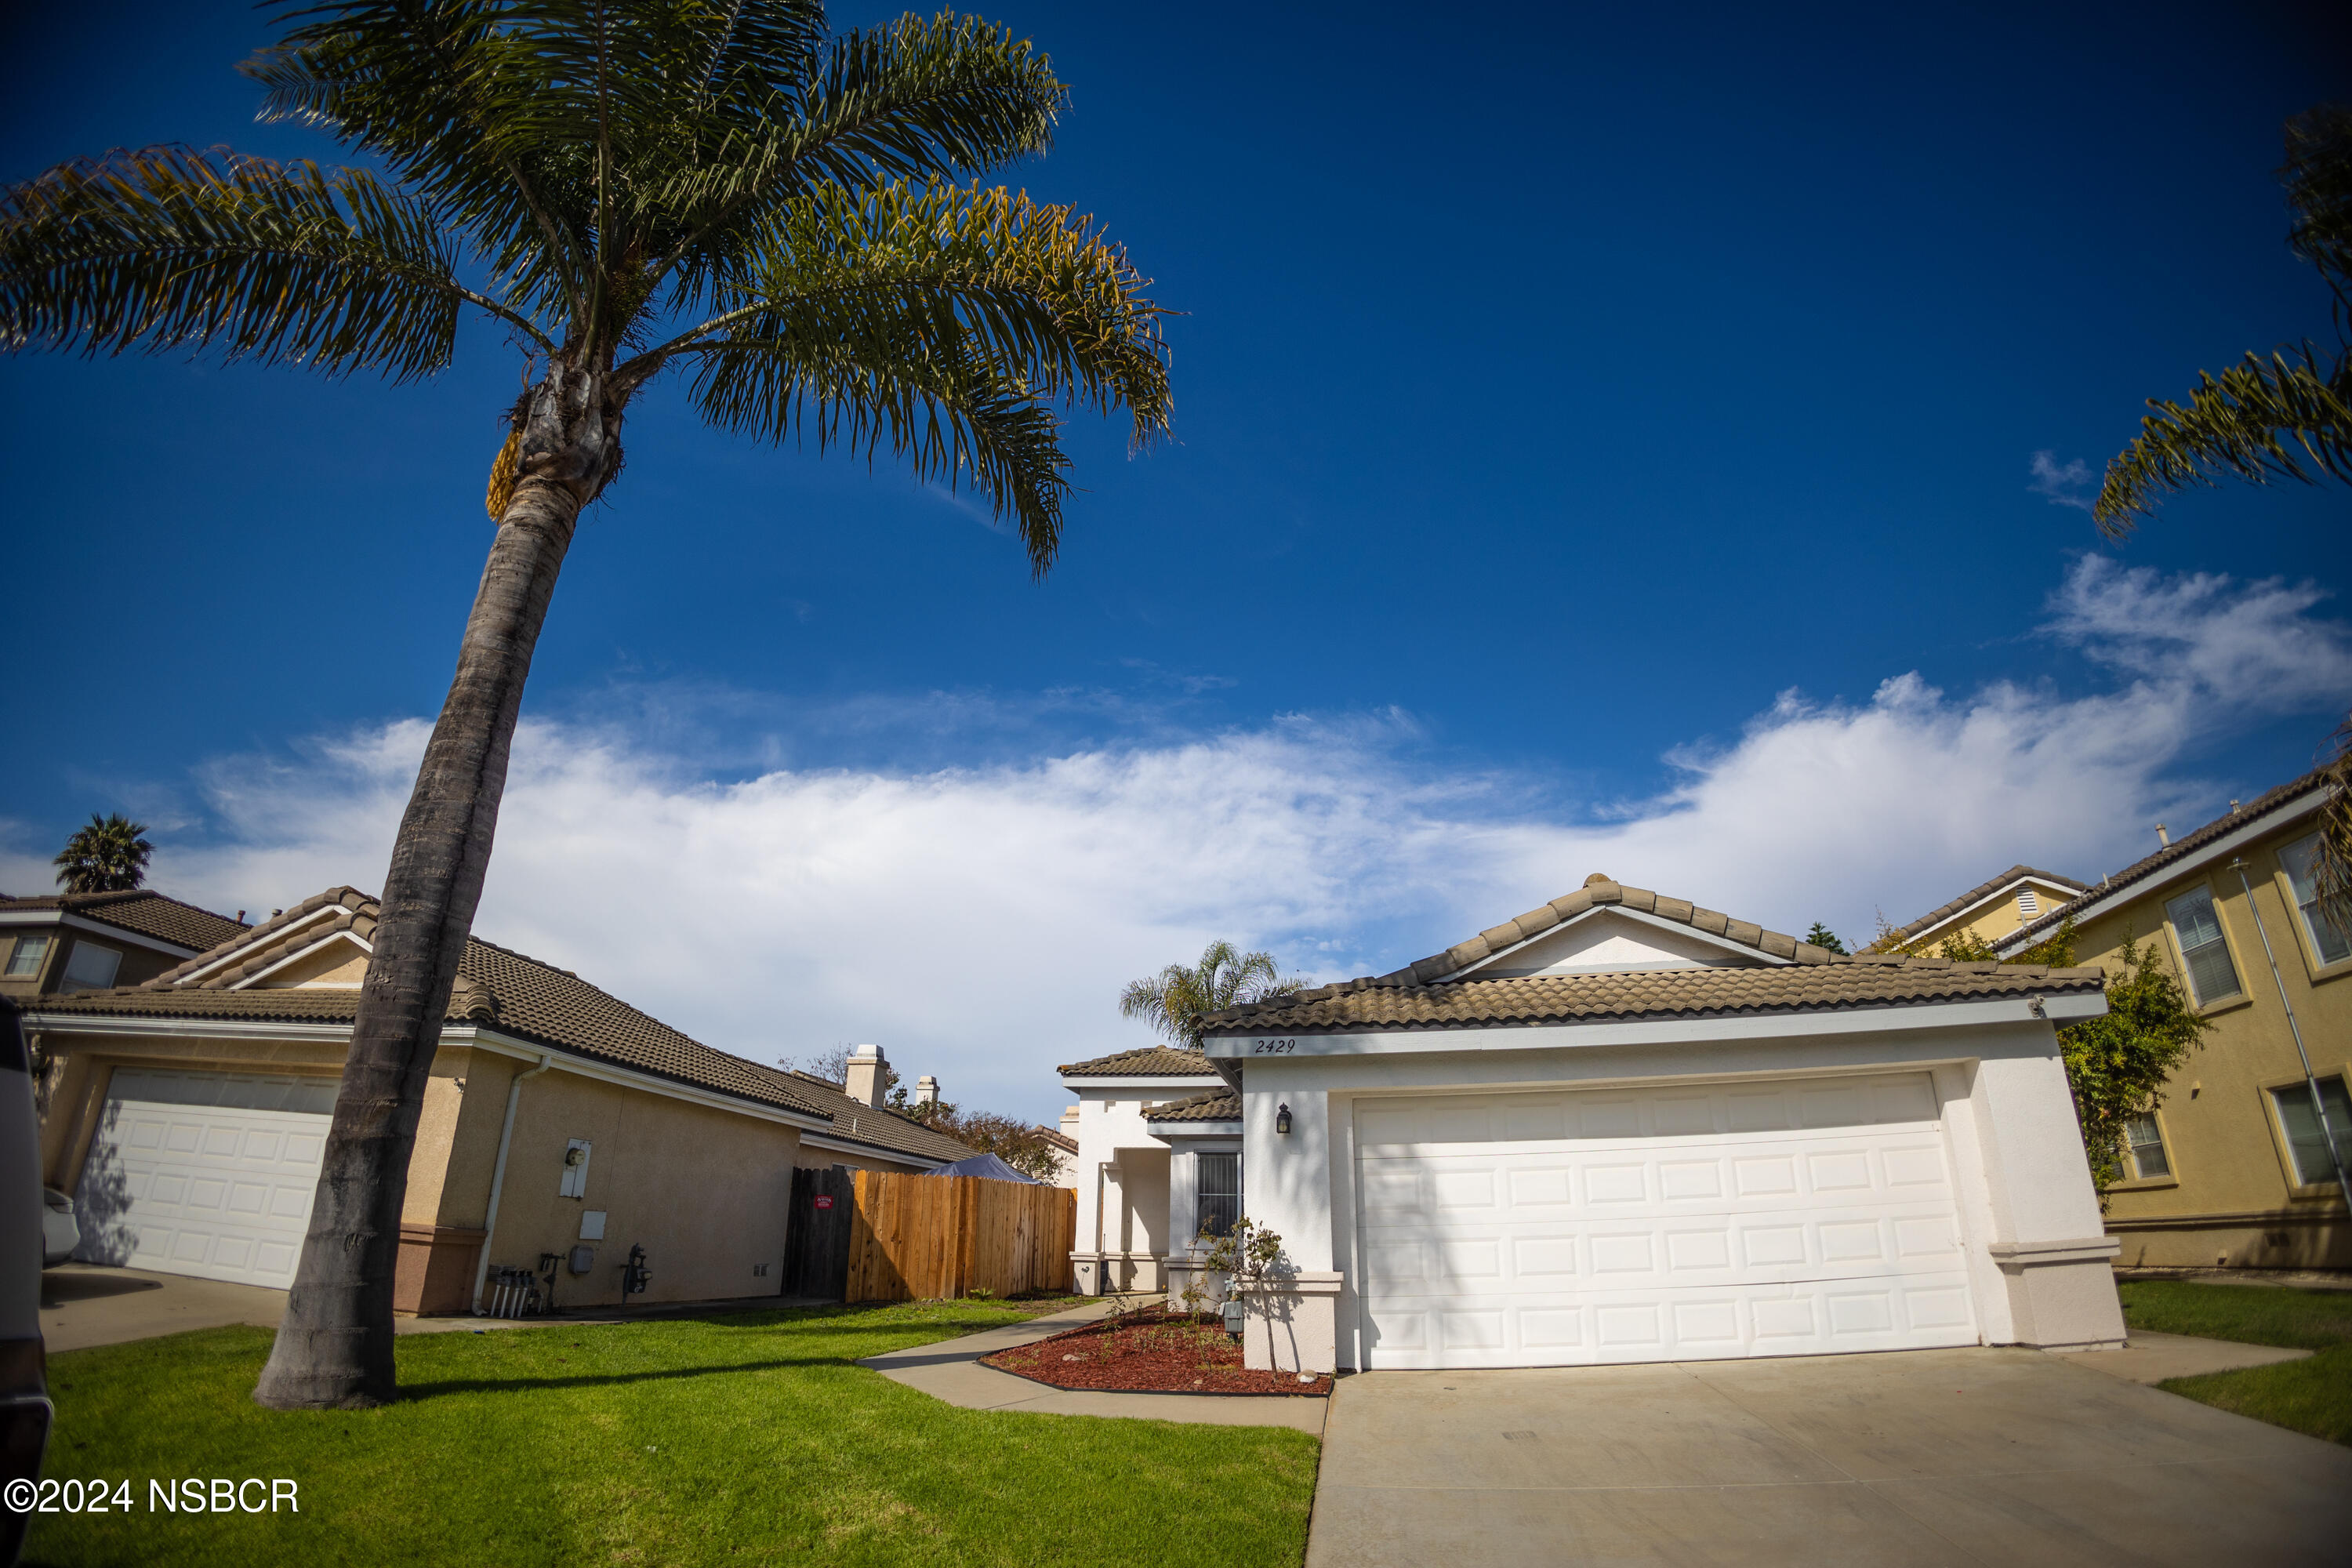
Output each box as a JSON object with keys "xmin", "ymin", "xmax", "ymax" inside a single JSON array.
[{"xmin": 922, "ymin": 1152, "xmax": 1037, "ymax": 1183}]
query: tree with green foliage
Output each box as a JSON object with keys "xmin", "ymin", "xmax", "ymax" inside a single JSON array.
[
  {"xmin": 1119, "ymin": 940, "xmax": 1300, "ymax": 1050},
  {"xmin": 1803, "ymin": 922, "xmax": 1846, "ymax": 955},
  {"xmin": 2, "ymin": 0, "xmax": 1168, "ymax": 1411},
  {"xmin": 53, "ymin": 813, "xmax": 153, "ymax": 893},
  {"xmin": 1891, "ymin": 915, "xmax": 2206, "ymax": 1191},
  {"xmin": 2092, "ymin": 102, "xmax": 2352, "ymax": 927},
  {"xmin": 2056, "ymin": 936, "xmax": 2211, "ymax": 1190}
]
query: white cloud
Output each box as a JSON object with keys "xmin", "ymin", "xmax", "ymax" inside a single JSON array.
[
  {"xmin": 2028, "ymin": 449, "xmax": 2097, "ymax": 510},
  {"xmin": 8, "ymin": 558, "xmax": 2344, "ymax": 1123}
]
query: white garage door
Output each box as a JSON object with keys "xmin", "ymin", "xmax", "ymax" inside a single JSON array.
[
  {"xmin": 74, "ymin": 1069, "xmax": 335, "ymax": 1288},
  {"xmin": 1355, "ymin": 1072, "xmax": 1976, "ymax": 1368}
]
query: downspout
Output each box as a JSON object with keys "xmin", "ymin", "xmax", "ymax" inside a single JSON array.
[
  {"xmin": 472, "ymin": 1052, "xmax": 554, "ymax": 1315},
  {"xmin": 2229, "ymin": 858, "xmax": 2352, "ymax": 1215}
]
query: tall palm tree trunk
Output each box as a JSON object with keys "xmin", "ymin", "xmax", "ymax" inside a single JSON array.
[{"xmin": 255, "ymin": 367, "xmax": 621, "ymax": 1409}]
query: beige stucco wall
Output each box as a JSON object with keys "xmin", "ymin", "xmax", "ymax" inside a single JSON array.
[
  {"xmin": 2081, "ymin": 811, "xmax": 2351, "ymax": 1270},
  {"xmin": 31, "ymin": 1024, "xmax": 811, "ymax": 1308},
  {"xmin": 470, "ymin": 1062, "xmax": 804, "ymax": 1308}
]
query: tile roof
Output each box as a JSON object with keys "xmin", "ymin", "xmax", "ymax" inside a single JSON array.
[
  {"xmin": 1145, "ymin": 1089, "xmax": 1241, "ymax": 1123},
  {"xmin": 1038, "ymin": 1126, "xmax": 1078, "ymax": 1152},
  {"xmin": 1379, "ymin": 876, "xmax": 1841, "ymax": 986},
  {"xmin": 2002, "ymin": 767, "xmax": 2336, "ymax": 950},
  {"xmin": 0, "ymin": 890, "xmax": 249, "ymax": 953},
  {"xmin": 1893, "ymin": 865, "xmax": 2091, "ymax": 944},
  {"xmin": 777, "ymin": 1071, "xmax": 980, "ymax": 1165},
  {"xmin": 1202, "ymin": 956, "xmax": 2104, "ymax": 1036},
  {"xmin": 34, "ymin": 887, "xmax": 828, "ymax": 1120},
  {"xmin": 1058, "ymin": 1044, "xmax": 1225, "ymax": 1077}
]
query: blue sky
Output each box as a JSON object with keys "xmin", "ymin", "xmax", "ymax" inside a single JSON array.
[{"xmin": 3, "ymin": 2, "xmax": 2347, "ymax": 1120}]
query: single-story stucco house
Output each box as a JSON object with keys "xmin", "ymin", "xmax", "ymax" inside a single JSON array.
[
  {"xmin": 23, "ymin": 887, "xmax": 971, "ymax": 1315},
  {"xmin": 1073, "ymin": 874, "xmax": 2129, "ymax": 1374}
]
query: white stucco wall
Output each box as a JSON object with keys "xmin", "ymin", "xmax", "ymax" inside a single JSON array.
[{"xmin": 1061, "ymin": 1076, "xmax": 1218, "ymax": 1293}]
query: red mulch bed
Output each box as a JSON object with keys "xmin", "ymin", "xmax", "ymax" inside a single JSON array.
[{"xmin": 982, "ymin": 1308, "xmax": 1332, "ymax": 1396}]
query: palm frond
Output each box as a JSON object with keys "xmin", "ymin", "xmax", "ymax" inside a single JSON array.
[
  {"xmin": 2284, "ymin": 103, "xmax": 2352, "ymax": 307},
  {"xmin": 653, "ymin": 180, "xmax": 1170, "ymax": 433},
  {"xmin": 2092, "ymin": 347, "xmax": 2352, "ymax": 538},
  {"xmin": 0, "ymin": 146, "xmax": 513, "ymax": 376},
  {"xmin": 652, "ymin": 10, "xmax": 1065, "ymax": 313}
]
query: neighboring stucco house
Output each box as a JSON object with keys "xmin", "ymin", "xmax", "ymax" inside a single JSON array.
[
  {"xmin": 1058, "ymin": 1045, "xmax": 1227, "ymax": 1294},
  {"xmin": 1185, "ymin": 875, "xmax": 2124, "ymax": 1374},
  {"xmin": 2, "ymin": 890, "xmax": 249, "ymax": 1002},
  {"xmin": 24, "ymin": 886, "xmax": 968, "ymax": 1316},
  {"xmin": 1993, "ymin": 768, "xmax": 2350, "ymax": 1272},
  {"xmin": 1037, "ymin": 1123, "xmax": 1080, "ymax": 1189},
  {"xmin": 1887, "ymin": 865, "xmax": 2089, "ymax": 954}
]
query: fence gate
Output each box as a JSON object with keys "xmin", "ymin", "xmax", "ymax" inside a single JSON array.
[{"xmin": 782, "ymin": 1164, "xmax": 855, "ymax": 1301}]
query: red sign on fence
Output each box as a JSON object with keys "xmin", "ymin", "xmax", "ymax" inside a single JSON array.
[{"xmin": 814, "ymin": 1196, "xmax": 834, "ymax": 1210}]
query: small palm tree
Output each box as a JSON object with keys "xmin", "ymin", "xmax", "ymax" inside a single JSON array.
[
  {"xmin": 53, "ymin": 813, "xmax": 154, "ymax": 894},
  {"xmin": 2, "ymin": 0, "xmax": 1167, "ymax": 1410},
  {"xmin": 1120, "ymin": 941, "xmax": 1300, "ymax": 1050},
  {"xmin": 2092, "ymin": 103, "xmax": 2351, "ymax": 920}
]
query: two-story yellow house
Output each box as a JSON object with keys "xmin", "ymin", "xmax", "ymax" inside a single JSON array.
[{"xmin": 1989, "ymin": 768, "xmax": 2349, "ymax": 1273}]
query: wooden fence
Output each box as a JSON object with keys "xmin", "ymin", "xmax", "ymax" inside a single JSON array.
[{"xmin": 845, "ymin": 1169, "xmax": 1076, "ymax": 1302}]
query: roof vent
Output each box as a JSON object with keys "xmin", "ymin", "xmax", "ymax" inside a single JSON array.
[
  {"xmin": 2154, "ymin": 823, "xmax": 2170, "ymax": 847},
  {"xmin": 1583, "ymin": 873, "xmax": 1613, "ymax": 887},
  {"xmin": 2017, "ymin": 889, "xmax": 2039, "ymax": 916}
]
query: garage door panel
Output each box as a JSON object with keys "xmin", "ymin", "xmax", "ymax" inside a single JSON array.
[
  {"xmin": 75, "ymin": 1086, "xmax": 328, "ymax": 1289},
  {"xmin": 1356, "ymin": 1074, "xmax": 1976, "ymax": 1369}
]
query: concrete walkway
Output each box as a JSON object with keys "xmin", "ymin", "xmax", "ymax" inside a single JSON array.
[
  {"xmin": 1307, "ymin": 1345, "xmax": 2352, "ymax": 1567},
  {"xmin": 858, "ymin": 1300, "xmax": 1328, "ymax": 1432},
  {"xmin": 2055, "ymin": 1329, "xmax": 2312, "ymax": 1385}
]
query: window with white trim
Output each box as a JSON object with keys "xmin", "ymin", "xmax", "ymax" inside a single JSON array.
[
  {"xmin": 3, "ymin": 933, "xmax": 49, "ymax": 978},
  {"xmin": 2122, "ymin": 1114, "xmax": 2170, "ymax": 1180},
  {"xmin": 2280, "ymin": 832, "xmax": 2352, "ymax": 967},
  {"xmin": 2270, "ymin": 1077, "xmax": 2352, "ymax": 1189},
  {"xmin": 1195, "ymin": 1152, "xmax": 1240, "ymax": 1239},
  {"xmin": 60, "ymin": 940, "xmax": 121, "ymax": 993},
  {"xmin": 2164, "ymin": 884, "xmax": 2241, "ymax": 1006}
]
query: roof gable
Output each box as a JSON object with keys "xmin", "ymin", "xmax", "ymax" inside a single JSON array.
[
  {"xmin": 1893, "ymin": 865, "xmax": 2090, "ymax": 945},
  {"xmin": 1381, "ymin": 876, "xmax": 1835, "ymax": 987},
  {"xmin": 1454, "ymin": 905, "xmax": 1777, "ymax": 978},
  {"xmin": 0, "ymin": 889, "xmax": 249, "ymax": 953}
]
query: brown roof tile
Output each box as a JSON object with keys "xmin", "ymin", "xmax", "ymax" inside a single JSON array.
[
  {"xmin": 1893, "ymin": 864, "xmax": 2092, "ymax": 944},
  {"xmin": 2002, "ymin": 768, "xmax": 2334, "ymax": 950},
  {"xmin": 1058, "ymin": 1044, "xmax": 1224, "ymax": 1077},
  {"xmin": 775, "ymin": 1072, "xmax": 978, "ymax": 1164},
  {"xmin": 1203, "ymin": 959, "xmax": 2102, "ymax": 1036},
  {"xmin": 1145, "ymin": 1089, "xmax": 1241, "ymax": 1123},
  {"xmin": 1, "ymin": 890, "xmax": 249, "ymax": 953},
  {"xmin": 32, "ymin": 888, "xmax": 827, "ymax": 1120}
]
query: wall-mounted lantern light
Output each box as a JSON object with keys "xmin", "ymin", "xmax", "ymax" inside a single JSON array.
[{"xmin": 1276, "ymin": 1103, "xmax": 1293, "ymax": 1135}]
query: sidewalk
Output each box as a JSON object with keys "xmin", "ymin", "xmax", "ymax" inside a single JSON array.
[
  {"xmin": 2053, "ymin": 1330, "xmax": 2314, "ymax": 1385},
  {"xmin": 858, "ymin": 1298, "xmax": 1329, "ymax": 1433}
]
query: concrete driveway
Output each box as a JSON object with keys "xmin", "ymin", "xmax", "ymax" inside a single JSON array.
[{"xmin": 1308, "ymin": 1347, "xmax": 2352, "ymax": 1566}]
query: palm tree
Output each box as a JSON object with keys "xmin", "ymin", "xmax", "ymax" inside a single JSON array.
[
  {"xmin": 2091, "ymin": 103, "xmax": 2351, "ymax": 920},
  {"xmin": 52, "ymin": 813, "xmax": 154, "ymax": 893},
  {"xmin": 2, "ymin": 0, "xmax": 1168, "ymax": 1410},
  {"xmin": 1119, "ymin": 941, "xmax": 1300, "ymax": 1050}
]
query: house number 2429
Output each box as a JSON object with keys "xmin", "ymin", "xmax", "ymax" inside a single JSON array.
[{"xmin": 1251, "ymin": 1038, "xmax": 1298, "ymax": 1054}]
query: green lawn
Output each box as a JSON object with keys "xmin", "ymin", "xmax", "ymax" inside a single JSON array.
[
  {"xmin": 24, "ymin": 1301, "xmax": 1319, "ymax": 1567},
  {"xmin": 2118, "ymin": 1279, "xmax": 2352, "ymax": 1447}
]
